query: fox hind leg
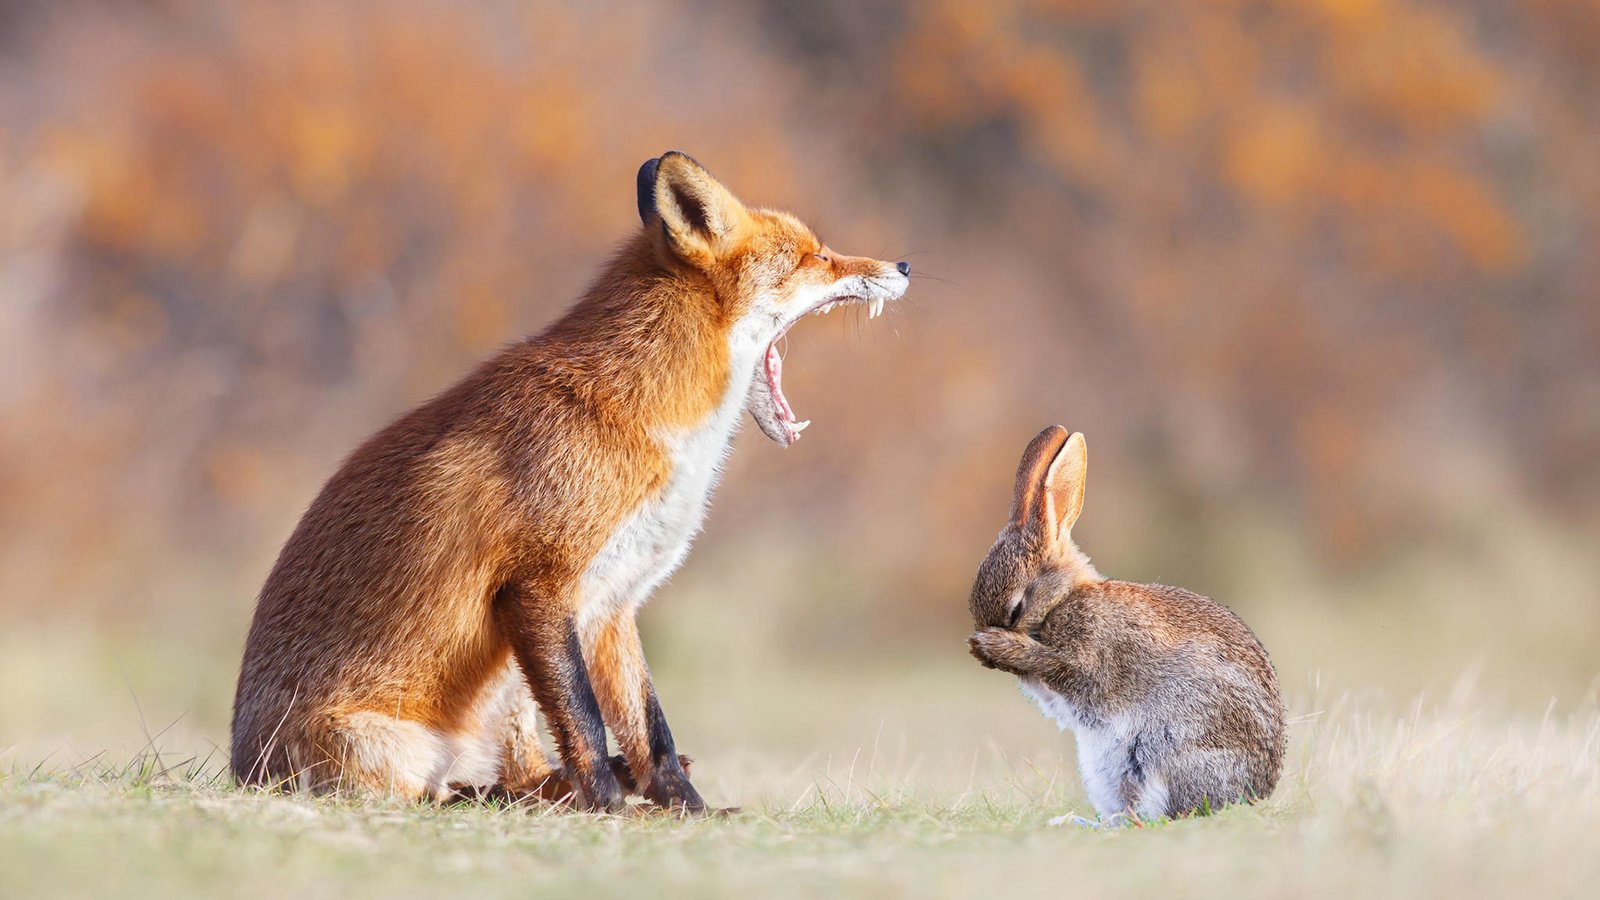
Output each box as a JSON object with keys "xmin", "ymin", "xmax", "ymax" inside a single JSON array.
[
  {"xmin": 313, "ymin": 711, "xmax": 455, "ymax": 801},
  {"xmin": 466, "ymin": 657, "xmax": 563, "ymax": 794}
]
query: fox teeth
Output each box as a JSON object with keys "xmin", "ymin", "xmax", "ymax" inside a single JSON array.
[
  {"xmin": 792, "ymin": 419, "xmax": 811, "ymax": 433},
  {"xmin": 869, "ymin": 297, "xmax": 884, "ymax": 319}
]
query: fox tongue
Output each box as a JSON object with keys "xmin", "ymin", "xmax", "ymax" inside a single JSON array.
[
  {"xmin": 766, "ymin": 342, "xmax": 794, "ymax": 422},
  {"xmin": 752, "ymin": 340, "xmax": 809, "ymax": 444}
]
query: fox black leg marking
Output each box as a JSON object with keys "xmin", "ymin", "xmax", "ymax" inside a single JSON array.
[
  {"xmin": 546, "ymin": 629, "xmax": 622, "ymax": 811},
  {"xmin": 641, "ymin": 685, "xmax": 704, "ymax": 810}
]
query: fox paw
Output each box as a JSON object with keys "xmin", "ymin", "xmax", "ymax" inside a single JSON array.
[{"xmin": 603, "ymin": 753, "xmax": 696, "ymax": 796}]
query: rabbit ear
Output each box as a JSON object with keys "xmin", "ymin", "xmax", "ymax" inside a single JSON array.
[
  {"xmin": 1010, "ymin": 426, "xmax": 1070, "ymax": 532},
  {"xmin": 1043, "ymin": 432, "xmax": 1088, "ymax": 538}
]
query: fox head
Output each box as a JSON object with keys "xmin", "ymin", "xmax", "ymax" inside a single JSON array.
[{"xmin": 636, "ymin": 151, "xmax": 911, "ymax": 446}]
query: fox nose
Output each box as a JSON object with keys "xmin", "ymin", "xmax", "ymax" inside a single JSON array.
[{"xmin": 896, "ymin": 261, "xmax": 911, "ymax": 276}]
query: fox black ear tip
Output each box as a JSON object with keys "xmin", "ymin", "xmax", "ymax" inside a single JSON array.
[{"xmin": 636, "ymin": 157, "xmax": 662, "ymax": 224}]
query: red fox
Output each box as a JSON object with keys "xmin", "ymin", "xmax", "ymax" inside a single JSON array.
[{"xmin": 230, "ymin": 152, "xmax": 911, "ymax": 811}]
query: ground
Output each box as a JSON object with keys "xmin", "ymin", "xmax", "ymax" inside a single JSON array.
[{"xmin": 4, "ymin": 661, "xmax": 1596, "ymax": 899}]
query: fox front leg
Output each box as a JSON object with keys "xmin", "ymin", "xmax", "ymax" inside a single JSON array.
[
  {"xmin": 585, "ymin": 610, "xmax": 706, "ymax": 812},
  {"xmin": 493, "ymin": 580, "xmax": 625, "ymax": 813},
  {"xmin": 968, "ymin": 627, "xmax": 1053, "ymax": 676}
]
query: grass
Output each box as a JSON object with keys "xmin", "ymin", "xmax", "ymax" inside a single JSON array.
[
  {"xmin": 5, "ymin": 490, "xmax": 1597, "ymax": 897},
  {"xmin": 4, "ymin": 683, "xmax": 1598, "ymax": 900}
]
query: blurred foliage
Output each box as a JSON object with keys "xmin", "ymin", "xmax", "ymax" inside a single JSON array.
[{"xmin": 0, "ymin": 0, "xmax": 1596, "ymax": 691}]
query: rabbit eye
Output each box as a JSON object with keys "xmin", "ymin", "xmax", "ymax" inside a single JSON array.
[{"xmin": 1005, "ymin": 590, "xmax": 1025, "ymax": 627}]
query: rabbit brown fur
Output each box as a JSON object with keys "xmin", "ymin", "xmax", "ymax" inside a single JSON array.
[{"xmin": 968, "ymin": 426, "xmax": 1286, "ymax": 823}]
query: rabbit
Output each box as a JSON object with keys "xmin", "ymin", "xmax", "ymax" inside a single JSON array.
[{"xmin": 967, "ymin": 426, "xmax": 1286, "ymax": 825}]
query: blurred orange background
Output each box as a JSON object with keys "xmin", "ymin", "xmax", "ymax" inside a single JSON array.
[{"xmin": 1, "ymin": 0, "xmax": 1597, "ymax": 758}]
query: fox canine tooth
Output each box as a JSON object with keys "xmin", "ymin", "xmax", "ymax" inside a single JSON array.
[{"xmin": 792, "ymin": 419, "xmax": 811, "ymax": 432}]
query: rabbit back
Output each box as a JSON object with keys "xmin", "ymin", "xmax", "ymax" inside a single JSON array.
[{"xmin": 1027, "ymin": 579, "xmax": 1286, "ymax": 818}]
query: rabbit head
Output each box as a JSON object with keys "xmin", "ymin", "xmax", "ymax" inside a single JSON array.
[{"xmin": 969, "ymin": 426, "xmax": 1101, "ymax": 631}]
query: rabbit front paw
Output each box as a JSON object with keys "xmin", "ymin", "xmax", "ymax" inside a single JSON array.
[{"xmin": 968, "ymin": 627, "xmax": 1040, "ymax": 674}]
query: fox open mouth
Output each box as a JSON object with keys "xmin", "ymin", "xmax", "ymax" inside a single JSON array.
[{"xmin": 748, "ymin": 294, "xmax": 890, "ymax": 447}]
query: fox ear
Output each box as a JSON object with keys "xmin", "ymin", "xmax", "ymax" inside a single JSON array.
[
  {"xmin": 1010, "ymin": 426, "xmax": 1070, "ymax": 532},
  {"xmin": 646, "ymin": 151, "xmax": 748, "ymax": 262},
  {"xmin": 1043, "ymin": 432, "xmax": 1088, "ymax": 538}
]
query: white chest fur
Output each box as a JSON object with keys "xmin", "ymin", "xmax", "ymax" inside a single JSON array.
[
  {"xmin": 575, "ymin": 348, "xmax": 760, "ymax": 637},
  {"xmin": 1019, "ymin": 676, "xmax": 1091, "ymax": 732},
  {"xmin": 1018, "ymin": 676, "xmax": 1150, "ymax": 819}
]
